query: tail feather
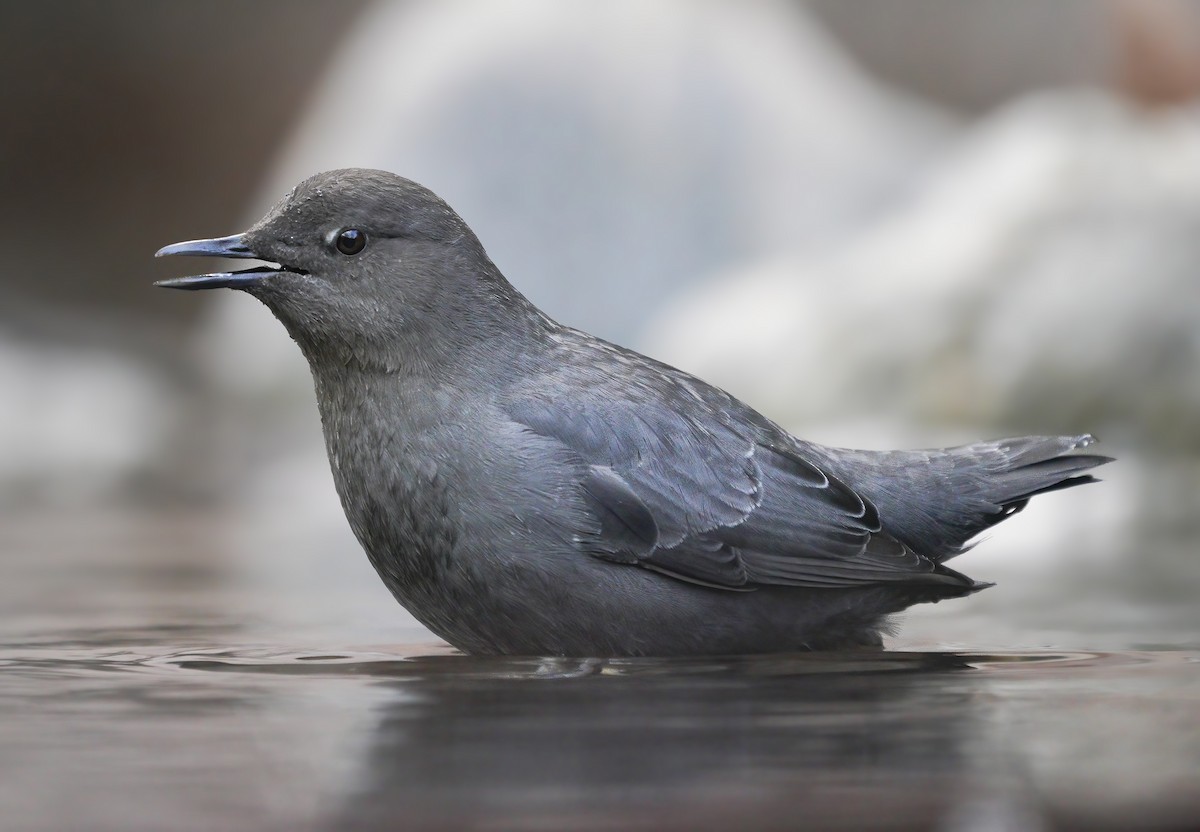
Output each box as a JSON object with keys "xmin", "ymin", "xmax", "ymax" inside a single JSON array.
[
  {"xmin": 984, "ymin": 440, "xmax": 1112, "ymax": 509},
  {"xmin": 1007, "ymin": 472, "xmax": 1100, "ymax": 503},
  {"xmin": 824, "ymin": 434, "xmax": 1112, "ymax": 562}
]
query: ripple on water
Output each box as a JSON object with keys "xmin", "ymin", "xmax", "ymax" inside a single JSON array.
[
  {"xmin": 3, "ymin": 629, "xmax": 1198, "ymax": 832},
  {"xmin": 4, "ymin": 627, "xmax": 1194, "ymax": 683}
]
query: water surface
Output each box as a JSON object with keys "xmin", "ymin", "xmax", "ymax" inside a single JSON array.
[{"xmin": 2, "ymin": 509, "xmax": 1197, "ymax": 831}]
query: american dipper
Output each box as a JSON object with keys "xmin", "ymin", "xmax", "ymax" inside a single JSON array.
[{"xmin": 156, "ymin": 168, "xmax": 1110, "ymax": 656}]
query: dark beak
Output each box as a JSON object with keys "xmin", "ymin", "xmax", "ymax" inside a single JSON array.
[{"xmin": 154, "ymin": 233, "xmax": 278, "ymax": 290}]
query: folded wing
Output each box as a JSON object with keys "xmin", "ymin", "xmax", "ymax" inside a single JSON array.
[{"xmin": 508, "ymin": 381, "xmax": 973, "ymax": 592}]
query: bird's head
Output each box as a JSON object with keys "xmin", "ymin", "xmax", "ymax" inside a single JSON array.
[{"xmin": 156, "ymin": 168, "xmax": 532, "ymax": 371}]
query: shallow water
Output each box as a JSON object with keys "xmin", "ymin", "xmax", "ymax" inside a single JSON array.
[{"xmin": 2, "ymin": 510, "xmax": 1198, "ymax": 831}]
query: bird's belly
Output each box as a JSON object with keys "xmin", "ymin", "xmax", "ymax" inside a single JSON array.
[{"xmin": 360, "ymin": 532, "xmax": 896, "ymax": 655}]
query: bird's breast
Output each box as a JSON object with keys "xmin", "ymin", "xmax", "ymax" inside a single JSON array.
[{"xmin": 315, "ymin": 374, "xmax": 468, "ymax": 599}]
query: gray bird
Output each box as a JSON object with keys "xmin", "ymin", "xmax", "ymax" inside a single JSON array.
[{"xmin": 156, "ymin": 168, "xmax": 1110, "ymax": 657}]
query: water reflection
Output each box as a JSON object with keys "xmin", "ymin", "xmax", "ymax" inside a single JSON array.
[
  {"xmin": 3, "ymin": 631, "xmax": 1198, "ymax": 831},
  {"xmin": 313, "ymin": 651, "xmax": 982, "ymax": 831},
  {"xmin": 3, "ymin": 509, "xmax": 1197, "ymax": 832}
]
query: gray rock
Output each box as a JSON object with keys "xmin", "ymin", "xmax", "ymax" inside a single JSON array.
[
  {"xmin": 645, "ymin": 93, "xmax": 1200, "ymax": 453},
  {"xmin": 196, "ymin": 0, "xmax": 951, "ymax": 401}
]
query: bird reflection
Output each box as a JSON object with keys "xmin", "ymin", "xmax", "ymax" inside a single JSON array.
[{"xmin": 324, "ymin": 652, "xmax": 991, "ymax": 831}]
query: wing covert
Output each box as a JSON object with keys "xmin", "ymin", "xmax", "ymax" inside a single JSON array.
[{"xmin": 506, "ymin": 367, "xmax": 964, "ymax": 592}]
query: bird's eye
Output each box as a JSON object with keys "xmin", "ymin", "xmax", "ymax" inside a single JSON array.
[{"xmin": 335, "ymin": 228, "xmax": 367, "ymax": 255}]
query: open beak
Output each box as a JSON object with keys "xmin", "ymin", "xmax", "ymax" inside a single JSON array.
[{"xmin": 154, "ymin": 233, "xmax": 280, "ymax": 290}]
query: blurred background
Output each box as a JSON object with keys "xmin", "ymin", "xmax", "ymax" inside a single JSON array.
[
  {"xmin": 5, "ymin": 3, "xmax": 1200, "ymax": 831},
  {"xmin": 2, "ymin": 0, "xmax": 1199, "ymax": 647}
]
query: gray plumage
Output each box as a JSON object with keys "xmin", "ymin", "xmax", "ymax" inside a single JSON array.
[{"xmin": 156, "ymin": 168, "xmax": 1111, "ymax": 656}]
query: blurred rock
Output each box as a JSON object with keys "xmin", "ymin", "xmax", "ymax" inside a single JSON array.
[
  {"xmin": 809, "ymin": 0, "xmax": 1200, "ymax": 113},
  {"xmin": 644, "ymin": 92, "xmax": 1200, "ymax": 455},
  {"xmin": 809, "ymin": 0, "xmax": 1116, "ymax": 113},
  {"xmin": 0, "ymin": 332, "xmax": 176, "ymax": 505},
  {"xmin": 195, "ymin": 0, "xmax": 953, "ymax": 402},
  {"xmin": 642, "ymin": 91, "xmax": 1200, "ymax": 582}
]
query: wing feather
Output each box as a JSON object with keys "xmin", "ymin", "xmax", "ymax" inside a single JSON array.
[{"xmin": 506, "ymin": 353, "xmax": 966, "ymax": 592}]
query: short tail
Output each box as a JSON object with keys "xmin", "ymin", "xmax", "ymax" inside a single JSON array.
[
  {"xmin": 835, "ymin": 434, "xmax": 1113, "ymax": 562},
  {"xmin": 968, "ymin": 434, "xmax": 1110, "ymax": 509}
]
